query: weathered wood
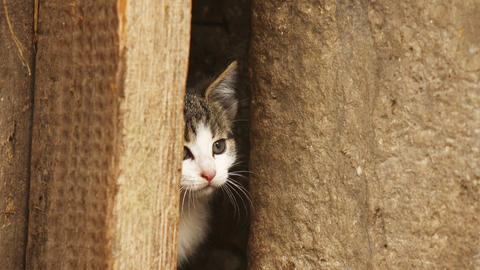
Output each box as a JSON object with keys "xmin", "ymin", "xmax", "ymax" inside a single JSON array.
[
  {"xmin": 0, "ymin": 0, "xmax": 35, "ymax": 269},
  {"xmin": 249, "ymin": 0, "xmax": 480, "ymax": 269},
  {"xmin": 112, "ymin": 1, "xmax": 190, "ymax": 269},
  {"xmin": 26, "ymin": 0, "xmax": 190, "ymax": 269}
]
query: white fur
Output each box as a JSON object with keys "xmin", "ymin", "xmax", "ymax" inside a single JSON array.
[
  {"xmin": 178, "ymin": 123, "xmax": 236, "ymax": 264},
  {"xmin": 177, "ymin": 198, "xmax": 209, "ymax": 264}
]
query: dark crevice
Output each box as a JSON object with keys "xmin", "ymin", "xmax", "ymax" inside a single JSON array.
[
  {"xmin": 23, "ymin": 0, "xmax": 39, "ymax": 268},
  {"xmin": 182, "ymin": 0, "xmax": 251, "ymax": 269}
]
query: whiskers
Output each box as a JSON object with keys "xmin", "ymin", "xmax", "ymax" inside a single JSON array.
[
  {"xmin": 179, "ymin": 178, "xmax": 200, "ymax": 213},
  {"xmin": 220, "ymin": 170, "xmax": 255, "ymax": 220},
  {"xmin": 180, "ymin": 169, "xmax": 255, "ymax": 220}
]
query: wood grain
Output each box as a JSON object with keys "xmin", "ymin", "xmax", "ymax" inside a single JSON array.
[
  {"xmin": 112, "ymin": 1, "xmax": 190, "ymax": 269},
  {"xmin": 26, "ymin": 0, "xmax": 190, "ymax": 269},
  {"xmin": 0, "ymin": 0, "xmax": 34, "ymax": 269}
]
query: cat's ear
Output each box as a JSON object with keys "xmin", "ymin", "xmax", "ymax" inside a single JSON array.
[{"xmin": 205, "ymin": 61, "xmax": 238, "ymax": 121}]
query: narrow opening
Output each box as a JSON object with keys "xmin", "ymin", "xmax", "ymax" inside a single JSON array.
[{"xmin": 181, "ymin": 0, "xmax": 251, "ymax": 269}]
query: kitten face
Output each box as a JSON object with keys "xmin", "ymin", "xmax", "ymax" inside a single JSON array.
[
  {"xmin": 182, "ymin": 62, "xmax": 238, "ymax": 199},
  {"xmin": 182, "ymin": 121, "xmax": 236, "ymax": 197}
]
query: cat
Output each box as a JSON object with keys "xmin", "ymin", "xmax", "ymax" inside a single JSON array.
[{"xmin": 178, "ymin": 61, "xmax": 245, "ymax": 268}]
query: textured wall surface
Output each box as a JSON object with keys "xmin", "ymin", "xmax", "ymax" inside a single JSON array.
[
  {"xmin": 0, "ymin": 0, "xmax": 34, "ymax": 269},
  {"xmin": 248, "ymin": 1, "xmax": 479, "ymax": 269},
  {"xmin": 26, "ymin": 0, "xmax": 190, "ymax": 269}
]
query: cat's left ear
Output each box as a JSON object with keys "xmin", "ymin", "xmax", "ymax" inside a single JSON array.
[{"xmin": 205, "ymin": 61, "xmax": 238, "ymax": 121}]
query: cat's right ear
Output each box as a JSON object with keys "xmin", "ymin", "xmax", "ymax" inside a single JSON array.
[{"xmin": 204, "ymin": 61, "xmax": 238, "ymax": 121}]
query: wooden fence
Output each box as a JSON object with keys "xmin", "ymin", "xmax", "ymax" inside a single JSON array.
[{"xmin": 1, "ymin": 0, "xmax": 479, "ymax": 269}]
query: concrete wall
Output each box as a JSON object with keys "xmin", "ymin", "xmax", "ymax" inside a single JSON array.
[{"xmin": 248, "ymin": 1, "xmax": 479, "ymax": 269}]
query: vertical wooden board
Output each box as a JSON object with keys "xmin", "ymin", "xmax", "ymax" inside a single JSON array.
[
  {"xmin": 27, "ymin": 0, "xmax": 190, "ymax": 269},
  {"xmin": 27, "ymin": 1, "xmax": 120, "ymax": 269},
  {"xmin": 112, "ymin": 1, "xmax": 190, "ymax": 269},
  {"xmin": 0, "ymin": 0, "xmax": 34, "ymax": 269}
]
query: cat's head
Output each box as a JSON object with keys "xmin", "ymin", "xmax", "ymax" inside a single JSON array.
[{"xmin": 182, "ymin": 61, "xmax": 238, "ymax": 199}]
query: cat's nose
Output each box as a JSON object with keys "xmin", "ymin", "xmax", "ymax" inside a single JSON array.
[{"xmin": 201, "ymin": 170, "xmax": 216, "ymax": 182}]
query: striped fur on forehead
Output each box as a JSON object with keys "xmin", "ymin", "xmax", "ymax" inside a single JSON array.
[{"xmin": 184, "ymin": 92, "xmax": 233, "ymax": 142}]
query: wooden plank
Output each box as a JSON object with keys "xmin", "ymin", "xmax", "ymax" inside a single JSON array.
[
  {"xmin": 0, "ymin": 0, "xmax": 35, "ymax": 269},
  {"xmin": 26, "ymin": 1, "xmax": 190, "ymax": 269},
  {"xmin": 112, "ymin": 0, "xmax": 190, "ymax": 269}
]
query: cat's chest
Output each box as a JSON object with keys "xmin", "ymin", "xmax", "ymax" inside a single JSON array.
[{"xmin": 178, "ymin": 203, "xmax": 210, "ymax": 263}]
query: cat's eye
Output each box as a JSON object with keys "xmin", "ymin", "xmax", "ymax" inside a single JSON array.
[
  {"xmin": 212, "ymin": 139, "xmax": 226, "ymax": 155},
  {"xmin": 183, "ymin": 146, "xmax": 193, "ymax": 160}
]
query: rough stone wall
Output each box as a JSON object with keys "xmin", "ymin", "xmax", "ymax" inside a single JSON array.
[
  {"xmin": 0, "ymin": 1, "xmax": 34, "ymax": 269},
  {"xmin": 248, "ymin": 1, "xmax": 479, "ymax": 269}
]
